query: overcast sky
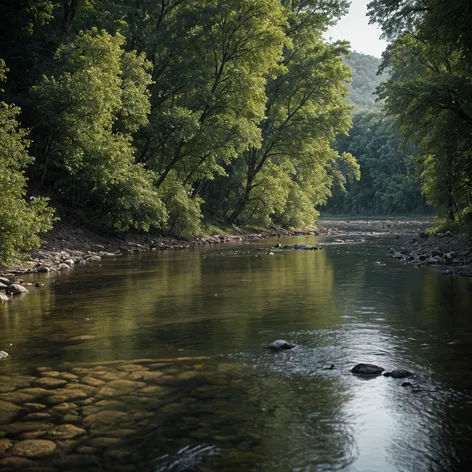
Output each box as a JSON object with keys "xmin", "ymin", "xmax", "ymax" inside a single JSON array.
[{"xmin": 324, "ymin": 0, "xmax": 388, "ymax": 58}]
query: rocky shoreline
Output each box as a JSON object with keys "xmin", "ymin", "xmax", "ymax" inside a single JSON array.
[
  {"xmin": 2, "ymin": 217, "xmax": 471, "ymax": 302},
  {"xmin": 0, "ymin": 219, "xmax": 342, "ymax": 301},
  {"xmin": 387, "ymin": 231, "xmax": 472, "ymax": 277}
]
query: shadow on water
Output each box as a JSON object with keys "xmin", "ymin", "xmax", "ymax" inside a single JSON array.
[{"xmin": 1, "ymin": 230, "xmax": 472, "ymax": 471}]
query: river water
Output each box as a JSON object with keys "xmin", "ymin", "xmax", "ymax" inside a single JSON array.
[{"xmin": 1, "ymin": 226, "xmax": 472, "ymax": 471}]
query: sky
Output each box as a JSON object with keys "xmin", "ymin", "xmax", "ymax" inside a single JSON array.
[{"xmin": 324, "ymin": 0, "xmax": 388, "ymax": 58}]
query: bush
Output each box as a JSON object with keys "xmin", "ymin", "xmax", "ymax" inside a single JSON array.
[{"xmin": 0, "ymin": 100, "xmax": 55, "ymax": 261}]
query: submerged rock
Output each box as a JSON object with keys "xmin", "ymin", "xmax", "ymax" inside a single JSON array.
[
  {"xmin": 383, "ymin": 369, "xmax": 413, "ymax": 379},
  {"xmin": 45, "ymin": 424, "xmax": 86, "ymax": 440},
  {"xmin": 11, "ymin": 439, "xmax": 56, "ymax": 458},
  {"xmin": 350, "ymin": 363, "xmax": 384, "ymax": 376},
  {"xmin": 0, "ymin": 351, "xmax": 8, "ymax": 360},
  {"xmin": 0, "ymin": 400, "xmax": 21, "ymax": 424},
  {"xmin": 0, "ymin": 438, "xmax": 13, "ymax": 457},
  {"xmin": 265, "ymin": 340, "xmax": 296, "ymax": 350}
]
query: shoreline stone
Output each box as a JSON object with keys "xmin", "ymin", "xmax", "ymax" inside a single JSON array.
[{"xmin": 387, "ymin": 232, "xmax": 472, "ymax": 277}]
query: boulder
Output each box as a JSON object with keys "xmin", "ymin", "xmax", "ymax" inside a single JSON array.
[
  {"xmin": 96, "ymin": 379, "xmax": 146, "ymax": 397},
  {"xmin": 6, "ymin": 284, "xmax": 28, "ymax": 295},
  {"xmin": 350, "ymin": 363, "xmax": 384, "ymax": 376},
  {"xmin": 11, "ymin": 439, "xmax": 56, "ymax": 458},
  {"xmin": 0, "ymin": 351, "xmax": 8, "ymax": 359},
  {"xmin": 88, "ymin": 255, "xmax": 102, "ymax": 262},
  {"xmin": 0, "ymin": 277, "xmax": 11, "ymax": 285},
  {"xmin": 265, "ymin": 340, "xmax": 296, "ymax": 350},
  {"xmin": 383, "ymin": 369, "xmax": 413, "ymax": 379},
  {"xmin": 87, "ymin": 437, "xmax": 122, "ymax": 448},
  {"xmin": 46, "ymin": 424, "xmax": 86, "ymax": 440},
  {"xmin": 0, "ymin": 400, "xmax": 20, "ymax": 424},
  {"xmin": 82, "ymin": 410, "xmax": 129, "ymax": 431},
  {"xmin": 0, "ymin": 294, "xmax": 9, "ymax": 302},
  {"xmin": 445, "ymin": 252, "xmax": 456, "ymax": 262},
  {"xmin": 32, "ymin": 377, "xmax": 68, "ymax": 389},
  {"xmin": 0, "ymin": 439, "xmax": 13, "ymax": 457},
  {"xmin": 0, "ymin": 456, "xmax": 36, "ymax": 468},
  {"xmin": 36, "ymin": 265, "xmax": 50, "ymax": 273}
]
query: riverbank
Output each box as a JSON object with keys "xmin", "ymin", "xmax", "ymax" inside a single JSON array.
[
  {"xmin": 387, "ymin": 231, "xmax": 472, "ymax": 277},
  {"xmin": 0, "ymin": 217, "xmax": 337, "ymax": 279},
  {"xmin": 2, "ymin": 216, "xmax": 470, "ymax": 287}
]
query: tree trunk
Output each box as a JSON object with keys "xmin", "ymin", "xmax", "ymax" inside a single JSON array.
[{"xmin": 59, "ymin": 0, "xmax": 80, "ymax": 42}]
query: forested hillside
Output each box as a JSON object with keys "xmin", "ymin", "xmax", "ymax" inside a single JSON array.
[
  {"xmin": 0, "ymin": 0, "xmax": 360, "ymax": 262},
  {"xmin": 324, "ymin": 49, "xmax": 429, "ymax": 215},
  {"xmin": 344, "ymin": 51, "xmax": 384, "ymax": 109}
]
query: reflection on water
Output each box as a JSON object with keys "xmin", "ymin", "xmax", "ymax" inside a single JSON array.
[{"xmin": 1, "ymin": 236, "xmax": 472, "ymax": 471}]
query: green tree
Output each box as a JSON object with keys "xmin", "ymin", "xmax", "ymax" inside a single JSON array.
[
  {"xmin": 214, "ymin": 0, "xmax": 354, "ymax": 227},
  {"xmin": 31, "ymin": 29, "xmax": 167, "ymax": 231},
  {"xmin": 368, "ymin": 0, "xmax": 472, "ymax": 224},
  {"xmin": 132, "ymin": 0, "xmax": 287, "ymax": 235},
  {"xmin": 326, "ymin": 110, "xmax": 426, "ymax": 214},
  {"xmin": 0, "ymin": 60, "xmax": 55, "ymax": 262}
]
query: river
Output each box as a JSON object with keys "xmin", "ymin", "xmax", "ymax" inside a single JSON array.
[{"xmin": 1, "ymin": 221, "xmax": 472, "ymax": 471}]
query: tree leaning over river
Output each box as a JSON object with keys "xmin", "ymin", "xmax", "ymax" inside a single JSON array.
[{"xmin": 0, "ymin": 0, "xmax": 355, "ymax": 259}]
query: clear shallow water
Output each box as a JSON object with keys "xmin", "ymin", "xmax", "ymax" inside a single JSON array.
[{"xmin": 1, "ymin": 235, "xmax": 472, "ymax": 471}]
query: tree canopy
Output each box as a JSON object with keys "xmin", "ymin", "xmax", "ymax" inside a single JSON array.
[
  {"xmin": 366, "ymin": 0, "xmax": 472, "ymax": 225},
  {"xmin": 0, "ymin": 0, "xmax": 357, "ymax": 261}
]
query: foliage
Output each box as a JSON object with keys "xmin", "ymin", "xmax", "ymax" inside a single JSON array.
[
  {"xmin": 367, "ymin": 0, "xmax": 472, "ymax": 224},
  {"xmin": 207, "ymin": 0, "xmax": 354, "ymax": 227},
  {"xmin": 31, "ymin": 29, "xmax": 167, "ymax": 231},
  {"xmin": 344, "ymin": 51, "xmax": 386, "ymax": 110},
  {"xmin": 158, "ymin": 173, "xmax": 203, "ymax": 239},
  {"xmin": 326, "ymin": 110, "xmax": 427, "ymax": 214},
  {"xmin": 0, "ymin": 0, "xmax": 385, "ymax": 260},
  {"xmin": 0, "ymin": 60, "xmax": 55, "ymax": 261}
]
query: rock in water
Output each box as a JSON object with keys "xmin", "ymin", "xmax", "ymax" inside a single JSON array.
[
  {"xmin": 384, "ymin": 369, "xmax": 413, "ymax": 379},
  {"xmin": 0, "ymin": 351, "xmax": 8, "ymax": 360},
  {"xmin": 155, "ymin": 444, "xmax": 222, "ymax": 472},
  {"xmin": 351, "ymin": 363, "xmax": 384, "ymax": 375},
  {"xmin": 265, "ymin": 340, "xmax": 296, "ymax": 350},
  {"xmin": 6, "ymin": 284, "xmax": 28, "ymax": 295}
]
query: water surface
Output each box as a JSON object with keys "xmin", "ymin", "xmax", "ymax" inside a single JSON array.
[{"xmin": 1, "ymin": 232, "xmax": 472, "ymax": 471}]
